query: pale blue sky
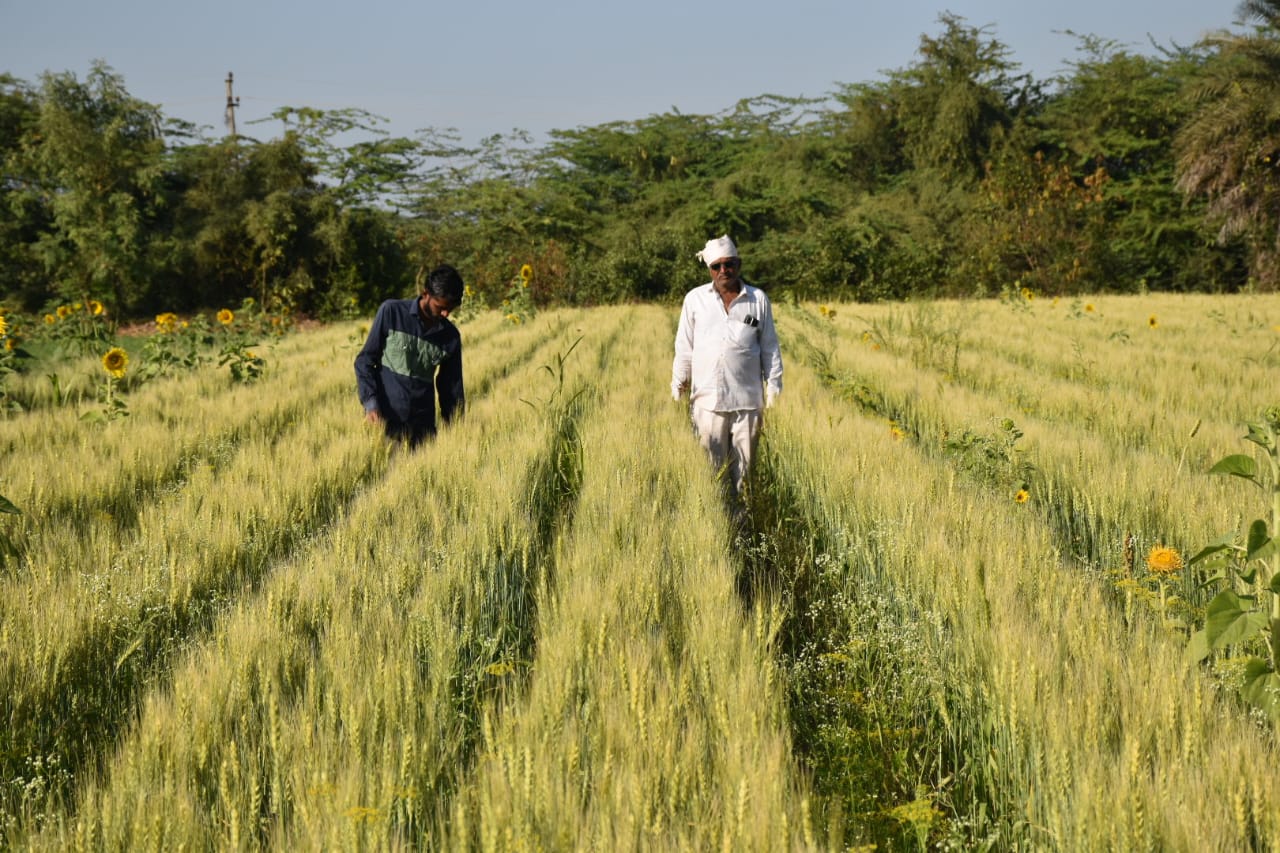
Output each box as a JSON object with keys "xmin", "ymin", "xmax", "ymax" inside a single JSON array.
[{"xmin": 0, "ymin": 0, "xmax": 1246, "ymax": 146}]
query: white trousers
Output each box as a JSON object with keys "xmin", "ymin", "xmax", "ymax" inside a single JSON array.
[{"xmin": 691, "ymin": 406, "xmax": 762, "ymax": 496}]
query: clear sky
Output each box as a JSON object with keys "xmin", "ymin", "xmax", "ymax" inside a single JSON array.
[{"xmin": 0, "ymin": 0, "xmax": 1246, "ymax": 147}]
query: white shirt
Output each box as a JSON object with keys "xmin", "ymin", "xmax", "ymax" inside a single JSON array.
[{"xmin": 671, "ymin": 282, "xmax": 783, "ymax": 412}]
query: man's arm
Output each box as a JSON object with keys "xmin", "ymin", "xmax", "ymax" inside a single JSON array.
[
  {"xmin": 758, "ymin": 296, "xmax": 783, "ymax": 406},
  {"xmin": 437, "ymin": 339, "xmax": 465, "ymax": 424},
  {"xmin": 671, "ymin": 296, "xmax": 695, "ymax": 400},
  {"xmin": 354, "ymin": 302, "xmax": 389, "ymax": 416}
]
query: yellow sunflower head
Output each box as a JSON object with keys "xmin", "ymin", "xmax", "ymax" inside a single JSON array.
[
  {"xmin": 102, "ymin": 347, "xmax": 129, "ymax": 379},
  {"xmin": 0, "ymin": 315, "xmax": 7, "ymax": 337},
  {"xmin": 1146, "ymin": 545, "xmax": 1183, "ymax": 575},
  {"xmin": 56, "ymin": 305, "xmax": 71, "ymax": 319},
  {"xmin": 90, "ymin": 299, "xmax": 105, "ymax": 316},
  {"xmin": 44, "ymin": 314, "xmax": 56, "ymax": 325},
  {"xmin": 519, "ymin": 264, "xmax": 533, "ymax": 284},
  {"xmin": 1148, "ymin": 315, "xmax": 1158, "ymax": 328},
  {"xmin": 1015, "ymin": 489, "xmax": 1030, "ymax": 504},
  {"xmin": 217, "ymin": 309, "xmax": 235, "ymax": 326}
]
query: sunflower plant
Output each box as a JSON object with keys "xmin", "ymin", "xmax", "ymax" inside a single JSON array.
[
  {"xmin": 1188, "ymin": 406, "xmax": 1280, "ymax": 722},
  {"xmin": 0, "ymin": 311, "xmax": 32, "ymax": 414},
  {"xmin": 35, "ymin": 300, "xmax": 112, "ymax": 355},
  {"xmin": 501, "ymin": 263, "xmax": 536, "ymax": 325},
  {"xmin": 136, "ymin": 313, "xmax": 212, "ymax": 381},
  {"xmin": 215, "ymin": 308, "xmax": 266, "ymax": 383},
  {"xmin": 83, "ymin": 347, "xmax": 130, "ymax": 423}
]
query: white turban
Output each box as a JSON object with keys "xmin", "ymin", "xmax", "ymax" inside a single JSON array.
[{"xmin": 695, "ymin": 235, "xmax": 738, "ymax": 266}]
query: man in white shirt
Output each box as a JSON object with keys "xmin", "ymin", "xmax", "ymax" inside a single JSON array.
[{"xmin": 671, "ymin": 235, "xmax": 783, "ymax": 501}]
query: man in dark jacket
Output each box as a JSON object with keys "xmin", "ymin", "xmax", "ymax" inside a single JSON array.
[{"xmin": 355, "ymin": 264, "xmax": 465, "ymax": 446}]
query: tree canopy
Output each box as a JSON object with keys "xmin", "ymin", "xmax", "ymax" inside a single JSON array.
[{"xmin": 0, "ymin": 10, "xmax": 1271, "ymax": 321}]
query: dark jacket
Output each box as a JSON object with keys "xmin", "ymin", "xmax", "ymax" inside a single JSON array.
[{"xmin": 354, "ymin": 297, "xmax": 463, "ymax": 439}]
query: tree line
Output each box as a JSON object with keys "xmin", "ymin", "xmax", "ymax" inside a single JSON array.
[{"xmin": 3, "ymin": 5, "xmax": 1279, "ymax": 322}]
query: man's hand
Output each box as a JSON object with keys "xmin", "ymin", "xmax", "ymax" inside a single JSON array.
[
  {"xmin": 365, "ymin": 408, "xmax": 383, "ymax": 425},
  {"xmin": 766, "ymin": 388, "xmax": 778, "ymax": 408}
]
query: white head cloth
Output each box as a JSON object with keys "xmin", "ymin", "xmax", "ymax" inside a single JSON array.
[{"xmin": 695, "ymin": 235, "xmax": 738, "ymax": 266}]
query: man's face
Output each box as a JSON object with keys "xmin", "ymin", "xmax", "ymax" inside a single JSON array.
[
  {"xmin": 419, "ymin": 292, "xmax": 460, "ymax": 323},
  {"xmin": 709, "ymin": 256, "xmax": 741, "ymax": 290}
]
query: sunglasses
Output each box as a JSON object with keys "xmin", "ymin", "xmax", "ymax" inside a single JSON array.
[{"xmin": 709, "ymin": 260, "xmax": 739, "ymax": 272}]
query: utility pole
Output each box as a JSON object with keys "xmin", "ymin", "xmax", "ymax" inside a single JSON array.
[{"xmin": 224, "ymin": 72, "xmax": 240, "ymax": 137}]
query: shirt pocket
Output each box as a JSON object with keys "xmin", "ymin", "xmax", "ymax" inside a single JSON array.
[{"xmin": 725, "ymin": 321, "xmax": 759, "ymax": 351}]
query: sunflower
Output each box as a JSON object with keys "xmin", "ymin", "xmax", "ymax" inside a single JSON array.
[
  {"xmin": 89, "ymin": 299, "xmax": 105, "ymax": 316},
  {"xmin": 0, "ymin": 315, "xmax": 7, "ymax": 337},
  {"xmin": 4, "ymin": 337, "xmax": 16, "ymax": 352},
  {"xmin": 1014, "ymin": 489, "xmax": 1030, "ymax": 504},
  {"xmin": 1084, "ymin": 303, "xmax": 1095, "ymax": 313},
  {"xmin": 519, "ymin": 264, "xmax": 533, "ymax": 284},
  {"xmin": 56, "ymin": 305, "xmax": 71, "ymax": 319},
  {"xmin": 1148, "ymin": 315, "xmax": 1158, "ymax": 328},
  {"xmin": 217, "ymin": 308, "xmax": 235, "ymax": 325},
  {"xmin": 155, "ymin": 312, "xmax": 178, "ymax": 328},
  {"xmin": 102, "ymin": 347, "xmax": 129, "ymax": 379},
  {"xmin": 44, "ymin": 314, "xmax": 56, "ymax": 325},
  {"xmin": 1146, "ymin": 545, "xmax": 1184, "ymax": 575}
]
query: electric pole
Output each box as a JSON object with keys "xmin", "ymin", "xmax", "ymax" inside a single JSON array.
[{"xmin": 224, "ymin": 72, "xmax": 240, "ymax": 137}]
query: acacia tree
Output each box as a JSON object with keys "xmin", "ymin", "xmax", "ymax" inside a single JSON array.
[{"xmin": 1176, "ymin": 0, "xmax": 1280, "ymax": 288}]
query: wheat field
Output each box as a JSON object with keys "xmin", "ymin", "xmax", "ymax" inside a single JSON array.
[{"xmin": 2, "ymin": 294, "xmax": 1278, "ymax": 850}]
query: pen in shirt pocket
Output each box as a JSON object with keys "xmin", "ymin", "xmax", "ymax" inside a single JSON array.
[{"xmin": 743, "ymin": 316, "xmax": 759, "ymax": 327}]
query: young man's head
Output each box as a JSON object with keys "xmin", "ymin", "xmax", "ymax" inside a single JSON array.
[{"xmin": 418, "ymin": 264, "xmax": 465, "ymax": 320}]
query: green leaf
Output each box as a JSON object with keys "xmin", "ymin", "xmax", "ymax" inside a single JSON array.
[
  {"xmin": 1188, "ymin": 538, "xmax": 1237, "ymax": 566},
  {"xmin": 1244, "ymin": 422, "xmax": 1275, "ymax": 451},
  {"xmin": 1203, "ymin": 590, "xmax": 1268, "ymax": 649},
  {"xmin": 1240, "ymin": 659, "xmax": 1280, "ymax": 722},
  {"xmin": 1208, "ymin": 454, "xmax": 1258, "ymax": 482},
  {"xmin": 1186, "ymin": 628, "xmax": 1211, "ymax": 664},
  {"xmin": 0, "ymin": 495, "xmax": 19, "ymax": 515},
  {"xmin": 1270, "ymin": 572, "xmax": 1280, "ymax": 595},
  {"xmin": 1246, "ymin": 519, "xmax": 1274, "ymax": 562}
]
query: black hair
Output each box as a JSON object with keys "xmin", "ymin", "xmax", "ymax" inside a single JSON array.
[{"xmin": 418, "ymin": 264, "xmax": 465, "ymax": 304}]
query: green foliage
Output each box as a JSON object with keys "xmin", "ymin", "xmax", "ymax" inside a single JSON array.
[
  {"xmin": 214, "ymin": 302, "xmax": 267, "ymax": 383},
  {"xmin": 17, "ymin": 63, "xmax": 165, "ymax": 311},
  {"xmin": 1176, "ymin": 0, "xmax": 1280, "ymax": 288},
  {"xmin": 0, "ymin": 10, "xmax": 1272, "ymax": 317},
  {"xmin": 943, "ymin": 417, "xmax": 1038, "ymax": 495},
  {"xmin": 500, "ymin": 263, "xmax": 536, "ymax": 324},
  {"xmin": 1189, "ymin": 407, "xmax": 1280, "ymax": 721},
  {"xmin": 135, "ymin": 313, "xmax": 211, "ymax": 381}
]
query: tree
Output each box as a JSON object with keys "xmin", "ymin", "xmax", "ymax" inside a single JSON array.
[
  {"xmin": 1176, "ymin": 0, "xmax": 1280, "ymax": 288},
  {"xmin": 0, "ymin": 74, "xmax": 47, "ymax": 309},
  {"xmin": 889, "ymin": 13, "xmax": 1030, "ymax": 183},
  {"xmin": 18, "ymin": 62, "xmax": 166, "ymax": 313}
]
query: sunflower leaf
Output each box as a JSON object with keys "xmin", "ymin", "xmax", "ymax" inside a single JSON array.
[
  {"xmin": 1204, "ymin": 590, "xmax": 1267, "ymax": 650},
  {"xmin": 1241, "ymin": 659, "xmax": 1280, "ymax": 722},
  {"xmin": 0, "ymin": 495, "xmax": 19, "ymax": 515},
  {"xmin": 1208, "ymin": 454, "xmax": 1258, "ymax": 482}
]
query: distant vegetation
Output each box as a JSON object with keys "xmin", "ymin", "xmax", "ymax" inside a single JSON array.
[{"xmin": 3, "ymin": 5, "xmax": 1280, "ymax": 322}]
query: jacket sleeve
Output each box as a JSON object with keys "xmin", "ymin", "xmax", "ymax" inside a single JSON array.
[
  {"xmin": 354, "ymin": 302, "xmax": 389, "ymax": 412},
  {"xmin": 437, "ymin": 338, "xmax": 465, "ymax": 423}
]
